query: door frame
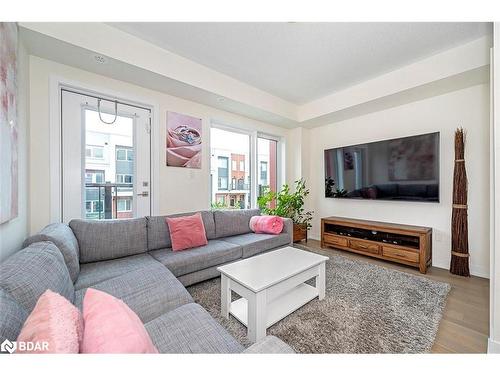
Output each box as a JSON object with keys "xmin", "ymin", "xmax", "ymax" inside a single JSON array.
[{"xmin": 49, "ymin": 75, "xmax": 161, "ymax": 222}]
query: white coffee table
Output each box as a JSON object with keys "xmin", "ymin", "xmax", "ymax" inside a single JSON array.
[{"xmin": 217, "ymin": 246, "xmax": 329, "ymax": 343}]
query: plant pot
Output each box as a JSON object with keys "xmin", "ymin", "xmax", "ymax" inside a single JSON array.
[{"xmin": 293, "ymin": 223, "xmax": 308, "ymax": 243}]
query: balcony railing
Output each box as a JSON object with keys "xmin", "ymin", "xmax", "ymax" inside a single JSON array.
[
  {"xmin": 230, "ymin": 182, "xmax": 250, "ymax": 191},
  {"xmin": 85, "ymin": 182, "xmax": 133, "ymax": 220}
]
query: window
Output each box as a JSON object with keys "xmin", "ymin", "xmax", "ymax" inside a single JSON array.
[
  {"xmin": 85, "ymin": 145, "xmax": 104, "ymax": 159},
  {"xmin": 117, "ymin": 198, "xmax": 132, "ymax": 212},
  {"xmin": 93, "ymin": 201, "xmax": 103, "ymax": 213},
  {"xmin": 260, "ymin": 161, "xmax": 268, "ymax": 185},
  {"xmin": 258, "ymin": 137, "xmax": 278, "ymax": 203},
  {"xmin": 116, "ymin": 147, "xmax": 134, "ymax": 161},
  {"xmin": 237, "ymin": 178, "xmax": 245, "ymax": 190},
  {"xmin": 210, "ymin": 127, "xmax": 280, "ymax": 209},
  {"xmin": 116, "ymin": 149, "xmax": 126, "ymax": 160},
  {"xmin": 211, "ymin": 128, "xmax": 251, "ymax": 208},
  {"xmin": 85, "ymin": 170, "xmax": 105, "ymax": 184},
  {"xmin": 217, "ymin": 156, "xmax": 229, "ymax": 190},
  {"xmin": 85, "ymin": 200, "xmax": 103, "ymax": 214},
  {"xmin": 116, "ymin": 174, "xmax": 133, "ymax": 184}
]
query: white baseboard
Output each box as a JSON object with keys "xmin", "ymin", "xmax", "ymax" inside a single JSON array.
[{"xmin": 488, "ymin": 338, "xmax": 500, "ymax": 353}]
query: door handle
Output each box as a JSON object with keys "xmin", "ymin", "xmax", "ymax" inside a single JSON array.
[{"xmin": 137, "ymin": 191, "xmax": 149, "ymax": 197}]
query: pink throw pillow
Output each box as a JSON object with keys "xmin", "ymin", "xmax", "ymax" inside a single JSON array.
[
  {"xmin": 249, "ymin": 215, "xmax": 284, "ymax": 235},
  {"xmin": 16, "ymin": 290, "xmax": 83, "ymax": 354},
  {"xmin": 166, "ymin": 212, "xmax": 208, "ymax": 251},
  {"xmin": 81, "ymin": 288, "xmax": 158, "ymax": 354}
]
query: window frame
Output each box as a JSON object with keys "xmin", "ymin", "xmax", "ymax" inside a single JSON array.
[
  {"xmin": 85, "ymin": 169, "xmax": 105, "ymax": 184},
  {"xmin": 116, "ymin": 174, "xmax": 133, "ymax": 184},
  {"xmin": 116, "ymin": 146, "xmax": 134, "ymax": 162},
  {"xmin": 210, "ymin": 122, "xmax": 284, "ymax": 209},
  {"xmin": 85, "ymin": 145, "xmax": 105, "ymax": 160},
  {"xmin": 117, "ymin": 198, "xmax": 132, "ymax": 212},
  {"xmin": 217, "ymin": 156, "xmax": 229, "ymax": 190},
  {"xmin": 260, "ymin": 161, "xmax": 268, "ymax": 185}
]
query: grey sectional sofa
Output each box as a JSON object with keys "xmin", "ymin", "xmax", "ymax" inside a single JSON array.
[{"xmin": 0, "ymin": 209, "xmax": 294, "ymax": 353}]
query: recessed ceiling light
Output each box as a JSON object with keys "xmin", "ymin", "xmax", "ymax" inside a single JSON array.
[{"xmin": 93, "ymin": 54, "xmax": 108, "ymax": 64}]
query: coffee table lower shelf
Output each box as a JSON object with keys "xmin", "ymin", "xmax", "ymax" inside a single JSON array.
[{"xmin": 229, "ymin": 283, "xmax": 318, "ymax": 328}]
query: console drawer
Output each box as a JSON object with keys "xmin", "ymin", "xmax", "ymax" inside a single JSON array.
[
  {"xmin": 323, "ymin": 233, "xmax": 348, "ymax": 247},
  {"xmin": 349, "ymin": 239, "xmax": 380, "ymax": 254},
  {"xmin": 382, "ymin": 246, "xmax": 419, "ymax": 263}
]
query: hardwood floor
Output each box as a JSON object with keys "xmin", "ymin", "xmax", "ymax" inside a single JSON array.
[{"xmin": 301, "ymin": 239, "xmax": 490, "ymax": 353}]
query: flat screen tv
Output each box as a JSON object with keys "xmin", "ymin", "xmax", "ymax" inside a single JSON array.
[{"xmin": 324, "ymin": 132, "xmax": 439, "ymax": 202}]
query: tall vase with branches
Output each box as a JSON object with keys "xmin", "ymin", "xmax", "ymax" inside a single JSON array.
[{"xmin": 450, "ymin": 127, "xmax": 470, "ymax": 276}]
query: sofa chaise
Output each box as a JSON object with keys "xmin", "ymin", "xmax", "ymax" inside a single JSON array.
[{"xmin": 0, "ymin": 209, "xmax": 294, "ymax": 353}]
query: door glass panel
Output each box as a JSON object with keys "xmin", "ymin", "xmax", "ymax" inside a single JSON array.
[
  {"xmin": 257, "ymin": 137, "xmax": 278, "ymax": 207},
  {"xmin": 210, "ymin": 128, "xmax": 251, "ymax": 209},
  {"xmin": 84, "ymin": 109, "xmax": 134, "ymax": 219}
]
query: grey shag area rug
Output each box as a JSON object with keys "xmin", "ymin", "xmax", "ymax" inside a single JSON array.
[{"xmin": 187, "ymin": 246, "xmax": 451, "ymax": 353}]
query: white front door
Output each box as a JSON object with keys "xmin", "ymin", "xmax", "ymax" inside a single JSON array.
[{"xmin": 60, "ymin": 89, "xmax": 151, "ymax": 222}]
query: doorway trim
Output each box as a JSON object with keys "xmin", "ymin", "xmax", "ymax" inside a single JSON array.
[{"xmin": 49, "ymin": 75, "xmax": 161, "ymax": 222}]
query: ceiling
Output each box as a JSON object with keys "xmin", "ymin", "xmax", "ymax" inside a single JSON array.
[{"xmin": 110, "ymin": 22, "xmax": 492, "ymax": 104}]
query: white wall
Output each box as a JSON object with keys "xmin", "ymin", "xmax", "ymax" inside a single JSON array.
[
  {"xmin": 489, "ymin": 23, "xmax": 500, "ymax": 353},
  {"xmin": 28, "ymin": 56, "xmax": 289, "ymax": 234},
  {"xmin": 307, "ymin": 84, "xmax": 490, "ymax": 277},
  {"xmin": 0, "ymin": 37, "xmax": 30, "ymax": 261},
  {"xmin": 286, "ymin": 127, "xmax": 310, "ymax": 186}
]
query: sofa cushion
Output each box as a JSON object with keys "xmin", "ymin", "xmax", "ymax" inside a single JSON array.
[
  {"xmin": 167, "ymin": 212, "xmax": 208, "ymax": 251},
  {"xmin": 74, "ymin": 253, "xmax": 161, "ymax": 290},
  {"xmin": 146, "ymin": 211, "xmax": 216, "ymax": 251},
  {"xmin": 70, "ymin": 218, "xmax": 147, "ymax": 263},
  {"xmin": 148, "ymin": 240, "xmax": 242, "ymax": 277},
  {"xmin": 23, "ymin": 223, "xmax": 80, "ymax": 282},
  {"xmin": 222, "ymin": 232, "xmax": 290, "ymax": 258},
  {"xmin": 16, "ymin": 290, "xmax": 83, "ymax": 354},
  {"xmin": 0, "ymin": 289, "xmax": 29, "ymax": 343},
  {"xmin": 81, "ymin": 288, "xmax": 158, "ymax": 354},
  {"xmin": 213, "ymin": 209, "xmax": 260, "ymax": 238},
  {"xmin": 145, "ymin": 303, "xmax": 243, "ymax": 353},
  {"xmin": 0, "ymin": 241, "xmax": 74, "ymax": 313},
  {"xmin": 74, "ymin": 263, "xmax": 193, "ymax": 323}
]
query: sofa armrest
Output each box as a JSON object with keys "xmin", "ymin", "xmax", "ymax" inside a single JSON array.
[
  {"xmin": 243, "ymin": 335, "xmax": 295, "ymax": 354},
  {"xmin": 281, "ymin": 218, "xmax": 294, "ymax": 245},
  {"xmin": 22, "ymin": 223, "xmax": 80, "ymax": 283}
]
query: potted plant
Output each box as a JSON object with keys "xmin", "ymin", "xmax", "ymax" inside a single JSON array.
[{"xmin": 257, "ymin": 178, "xmax": 314, "ymax": 242}]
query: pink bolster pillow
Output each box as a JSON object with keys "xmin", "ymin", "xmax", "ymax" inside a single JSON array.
[{"xmin": 249, "ymin": 215, "xmax": 284, "ymax": 235}]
